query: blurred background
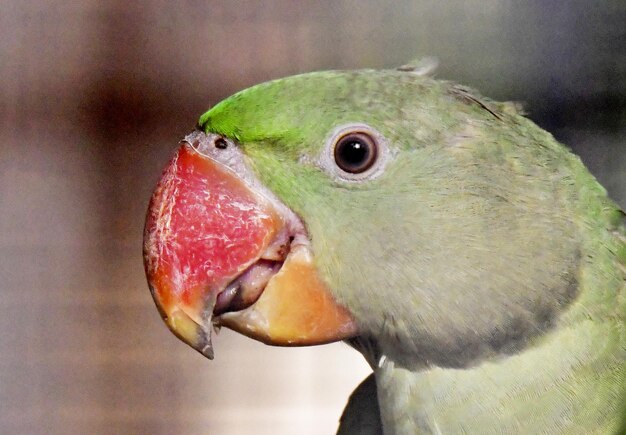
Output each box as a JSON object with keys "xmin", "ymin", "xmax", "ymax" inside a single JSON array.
[{"xmin": 1, "ymin": 1, "xmax": 625, "ymax": 434}]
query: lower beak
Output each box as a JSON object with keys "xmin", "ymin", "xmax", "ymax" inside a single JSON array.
[
  {"xmin": 217, "ymin": 245, "xmax": 357, "ymax": 346},
  {"xmin": 143, "ymin": 135, "xmax": 357, "ymax": 358}
]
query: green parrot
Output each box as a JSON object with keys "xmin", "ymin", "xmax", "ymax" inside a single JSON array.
[{"xmin": 143, "ymin": 68, "xmax": 626, "ymax": 434}]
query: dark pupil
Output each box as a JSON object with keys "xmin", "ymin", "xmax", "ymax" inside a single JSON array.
[{"xmin": 335, "ymin": 136, "xmax": 373, "ymax": 173}]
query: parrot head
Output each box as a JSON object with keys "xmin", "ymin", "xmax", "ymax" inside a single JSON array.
[{"xmin": 144, "ymin": 70, "xmax": 580, "ymax": 368}]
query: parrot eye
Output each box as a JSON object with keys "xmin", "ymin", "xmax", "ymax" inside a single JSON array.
[
  {"xmin": 322, "ymin": 124, "xmax": 388, "ymax": 181},
  {"xmin": 334, "ymin": 132, "xmax": 377, "ymax": 174}
]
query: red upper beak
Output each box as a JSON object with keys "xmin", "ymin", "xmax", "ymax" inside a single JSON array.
[{"xmin": 143, "ymin": 132, "xmax": 357, "ymax": 358}]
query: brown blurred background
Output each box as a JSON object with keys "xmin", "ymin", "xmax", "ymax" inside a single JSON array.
[{"xmin": 1, "ymin": 1, "xmax": 625, "ymax": 434}]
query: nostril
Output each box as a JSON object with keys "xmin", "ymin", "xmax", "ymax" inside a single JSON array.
[{"xmin": 214, "ymin": 137, "xmax": 228, "ymax": 149}]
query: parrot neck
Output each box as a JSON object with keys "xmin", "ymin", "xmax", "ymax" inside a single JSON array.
[{"xmin": 373, "ymin": 297, "xmax": 625, "ymax": 434}]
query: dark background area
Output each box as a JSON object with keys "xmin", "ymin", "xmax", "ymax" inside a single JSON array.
[{"xmin": 1, "ymin": 1, "xmax": 624, "ymax": 434}]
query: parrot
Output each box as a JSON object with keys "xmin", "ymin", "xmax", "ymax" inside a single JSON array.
[{"xmin": 143, "ymin": 67, "xmax": 626, "ymax": 434}]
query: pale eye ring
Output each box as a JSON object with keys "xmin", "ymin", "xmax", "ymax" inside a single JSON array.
[{"xmin": 321, "ymin": 123, "xmax": 389, "ymax": 181}]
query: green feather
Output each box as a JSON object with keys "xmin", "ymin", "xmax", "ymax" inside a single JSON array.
[{"xmin": 200, "ymin": 70, "xmax": 625, "ymax": 433}]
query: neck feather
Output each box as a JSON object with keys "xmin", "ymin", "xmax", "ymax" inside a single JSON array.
[{"xmin": 374, "ymin": 293, "xmax": 625, "ymax": 434}]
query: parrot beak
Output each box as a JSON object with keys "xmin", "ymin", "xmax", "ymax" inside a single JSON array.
[{"xmin": 143, "ymin": 138, "xmax": 357, "ymax": 358}]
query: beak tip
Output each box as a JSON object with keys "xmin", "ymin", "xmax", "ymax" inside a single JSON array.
[
  {"xmin": 160, "ymin": 307, "xmax": 217, "ymax": 360},
  {"xmin": 198, "ymin": 342, "xmax": 215, "ymax": 360}
]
